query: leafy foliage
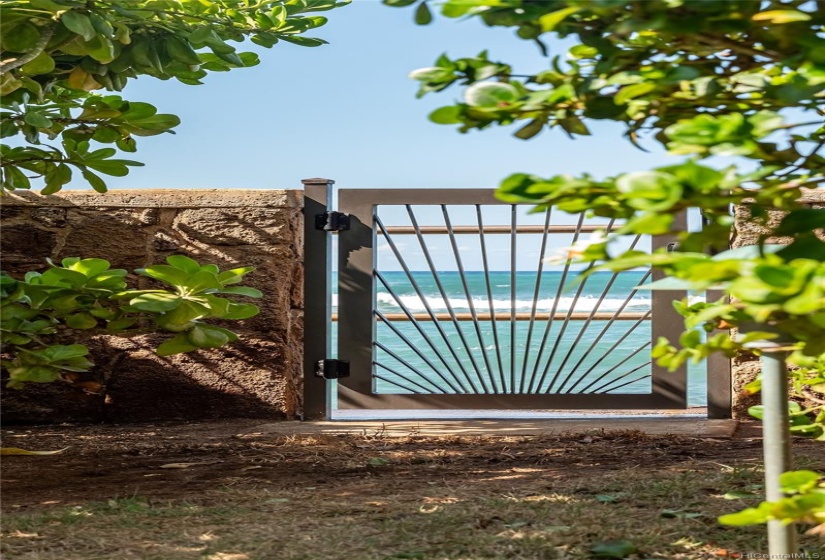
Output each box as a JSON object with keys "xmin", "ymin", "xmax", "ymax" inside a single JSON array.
[
  {"xmin": 386, "ymin": 0, "xmax": 825, "ymax": 532},
  {"xmin": 718, "ymin": 470, "xmax": 825, "ymax": 528},
  {"xmin": 0, "ymin": 0, "xmax": 348, "ymax": 193},
  {"xmin": 1, "ymin": 256, "xmax": 261, "ymax": 389}
]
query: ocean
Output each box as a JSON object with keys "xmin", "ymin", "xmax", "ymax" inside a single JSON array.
[{"xmin": 333, "ymin": 270, "xmax": 707, "ymax": 406}]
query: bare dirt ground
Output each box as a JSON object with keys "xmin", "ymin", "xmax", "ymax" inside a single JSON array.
[{"xmin": 2, "ymin": 420, "xmax": 823, "ymax": 560}]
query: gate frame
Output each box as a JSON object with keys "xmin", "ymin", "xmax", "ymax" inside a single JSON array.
[{"xmin": 302, "ymin": 180, "xmax": 732, "ymax": 420}]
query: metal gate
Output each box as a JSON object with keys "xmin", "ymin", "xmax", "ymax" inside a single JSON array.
[{"xmin": 302, "ymin": 179, "xmax": 731, "ymax": 420}]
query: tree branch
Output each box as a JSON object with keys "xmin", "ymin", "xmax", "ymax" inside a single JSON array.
[
  {"xmin": 695, "ymin": 33, "xmax": 781, "ymax": 62},
  {"xmin": 0, "ymin": 26, "xmax": 55, "ymax": 75}
]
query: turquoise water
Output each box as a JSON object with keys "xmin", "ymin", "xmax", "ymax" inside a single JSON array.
[{"xmin": 334, "ymin": 271, "xmax": 707, "ymax": 406}]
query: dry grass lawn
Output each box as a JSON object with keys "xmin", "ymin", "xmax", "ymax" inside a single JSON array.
[{"xmin": 2, "ymin": 420, "xmax": 823, "ymax": 560}]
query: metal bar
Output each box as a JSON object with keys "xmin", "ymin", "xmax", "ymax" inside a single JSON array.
[
  {"xmin": 544, "ymin": 218, "xmax": 617, "ymax": 393},
  {"xmin": 339, "ymin": 312, "xmax": 647, "ymax": 322},
  {"xmin": 554, "ymin": 232, "xmax": 642, "ymax": 393},
  {"xmin": 707, "ymin": 288, "xmax": 732, "ymax": 418},
  {"xmin": 340, "ymin": 188, "xmax": 506, "ymax": 207},
  {"xmin": 577, "ymin": 321, "xmax": 652, "ymax": 394},
  {"xmin": 373, "ymin": 342, "xmax": 446, "ymax": 394},
  {"xmin": 336, "ymin": 190, "xmax": 378, "ymax": 395},
  {"xmin": 542, "ymin": 262, "xmax": 597, "ymax": 393},
  {"xmin": 301, "ymin": 177, "xmax": 335, "ymax": 420},
  {"xmin": 374, "ymin": 309, "xmax": 461, "ymax": 393},
  {"xmin": 376, "ymin": 272, "xmax": 466, "ymax": 389},
  {"xmin": 406, "ymin": 206, "xmax": 485, "ymax": 393},
  {"xmin": 597, "ymin": 371, "xmax": 650, "ymax": 394},
  {"xmin": 374, "ymin": 363, "xmax": 432, "ymax": 394},
  {"xmin": 380, "ymin": 225, "xmax": 607, "ymax": 235},
  {"xmin": 477, "ymin": 205, "xmax": 507, "ymax": 392},
  {"xmin": 563, "ymin": 270, "xmax": 653, "ymax": 394},
  {"xmin": 519, "ymin": 208, "xmax": 552, "ymax": 394},
  {"xmin": 442, "ymin": 205, "xmax": 495, "ymax": 394},
  {"xmin": 649, "ymin": 212, "xmax": 688, "ymax": 406},
  {"xmin": 590, "ymin": 355, "xmax": 652, "ymax": 394},
  {"xmin": 336, "ymin": 384, "xmax": 684, "ymax": 410},
  {"xmin": 529, "ymin": 213, "xmax": 587, "ymax": 393},
  {"xmin": 509, "ymin": 205, "xmax": 517, "ymax": 393},
  {"xmin": 573, "ymin": 312, "xmax": 651, "ymax": 393},
  {"xmin": 755, "ymin": 343, "xmax": 797, "ymax": 555},
  {"xmin": 375, "ymin": 217, "xmax": 472, "ymax": 393}
]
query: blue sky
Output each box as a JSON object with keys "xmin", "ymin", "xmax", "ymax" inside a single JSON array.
[{"xmin": 84, "ymin": 0, "xmax": 679, "ymax": 192}]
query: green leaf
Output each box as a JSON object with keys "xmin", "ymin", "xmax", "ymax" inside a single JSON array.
[
  {"xmin": 558, "ymin": 116, "xmax": 590, "ymax": 136},
  {"xmin": 428, "ymin": 106, "xmax": 463, "ymax": 124},
  {"xmin": 222, "ymin": 303, "xmax": 260, "ymax": 320},
  {"xmin": 641, "ymin": 277, "xmax": 698, "ymax": 290},
  {"xmin": 464, "ymin": 82, "xmax": 519, "ymax": 108},
  {"xmin": 660, "ymin": 508, "xmax": 703, "ymax": 519},
  {"xmin": 61, "ymin": 11, "xmax": 97, "ymax": 41},
  {"xmin": 278, "ymin": 35, "xmax": 327, "ymax": 47},
  {"xmin": 81, "ymin": 169, "xmax": 108, "ymax": 193},
  {"xmin": 216, "ymin": 286, "xmax": 263, "ymax": 298},
  {"xmin": 41, "ymin": 344, "xmax": 89, "ymax": 361},
  {"xmin": 65, "ymin": 312, "xmax": 98, "ymax": 329},
  {"xmin": 66, "ymin": 257, "xmax": 111, "ymax": 278},
  {"xmin": 615, "ymin": 82, "xmax": 656, "ymax": 105},
  {"xmin": 2, "ymin": 166, "xmax": 31, "ymax": 190},
  {"xmin": 538, "ymin": 6, "xmax": 580, "ymax": 32},
  {"xmin": 8, "ymin": 365, "xmax": 61, "ymax": 384},
  {"xmin": 107, "ymin": 317, "xmax": 138, "ymax": 331},
  {"xmin": 414, "ymin": 2, "xmax": 433, "ymax": 25},
  {"xmin": 166, "ymin": 255, "xmax": 202, "ymax": 274},
  {"xmin": 23, "ymin": 112, "xmax": 53, "ymax": 128},
  {"xmin": 159, "ymin": 299, "xmax": 209, "ymax": 327},
  {"xmin": 130, "ymin": 292, "xmax": 182, "ymax": 312},
  {"xmin": 779, "ymin": 470, "xmax": 821, "ymax": 494},
  {"xmin": 156, "ymin": 332, "xmax": 198, "ymax": 356},
  {"xmin": 718, "ymin": 504, "xmax": 772, "ymax": 526},
  {"xmin": 595, "ymin": 493, "xmax": 626, "ymax": 503},
  {"xmin": 187, "ymin": 325, "xmax": 230, "ymax": 348},
  {"xmin": 217, "ymin": 267, "xmax": 255, "ymax": 285},
  {"xmin": 20, "ymin": 52, "xmax": 56, "ymax": 76},
  {"xmin": 138, "ymin": 265, "xmax": 190, "ymax": 286},
  {"xmin": 752, "ymin": 10, "xmax": 811, "ymax": 23},
  {"xmin": 183, "ymin": 270, "xmax": 222, "ymax": 293},
  {"xmin": 588, "ymin": 539, "xmax": 638, "ymax": 559},
  {"xmin": 514, "ymin": 118, "xmax": 544, "ymax": 140},
  {"xmin": 42, "ymin": 163, "xmax": 72, "ymax": 195},
  {"xmin": 774, "ymin": 209, "xmax": 825, "ymax": 236}
]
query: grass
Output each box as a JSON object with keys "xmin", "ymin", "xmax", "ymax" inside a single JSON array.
[
  {"xmin": 3, "ymin": 463, "xmax": 821, "ymax": 559},
  {"xmin": 2, "ymin": 426, "xmax": 823, "ymax": 559}
]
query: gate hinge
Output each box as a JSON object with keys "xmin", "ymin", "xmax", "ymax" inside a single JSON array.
[
  {"xmin": 316, "ymin": 359, "xmax": 350, "ymax": 379},
  {"xmin": 315, "ymin": 211, "xmax": 350, "ymax": 232}
]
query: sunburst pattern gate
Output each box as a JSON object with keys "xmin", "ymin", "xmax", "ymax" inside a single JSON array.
[{"xmin": 302, "ymin": 182, "xmax": 730, "ymax": 419}]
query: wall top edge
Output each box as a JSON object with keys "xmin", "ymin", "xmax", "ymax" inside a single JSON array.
[
  {"xmin": 0, "ymin": 189, "xmax": 304, "ymax": 208},
  {"xmin": 799, "ymin": 188, "xmax": 825, "ymax": 203}
]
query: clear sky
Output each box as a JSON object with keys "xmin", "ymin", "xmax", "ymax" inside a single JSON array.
[{"xmin": 78, "ymin": 0, "xmax": 680, "ymax": 193}]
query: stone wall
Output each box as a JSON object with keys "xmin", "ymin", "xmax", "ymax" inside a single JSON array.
[
  {"xmin": 730, "ymin": 189, "xmax": 825, "ymax": 418},
  {"xmin": 1, "ymin": 190, "xmax": 304, "ymax": 424}
]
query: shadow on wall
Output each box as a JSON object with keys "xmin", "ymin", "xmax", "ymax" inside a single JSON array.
[
  {"xmin": 1, "ymin": 335, "xmax": 297, "ymax": 425},
  {"xmin": 0, "ymin": 190, "xmax": 305, "ymax": 424}
]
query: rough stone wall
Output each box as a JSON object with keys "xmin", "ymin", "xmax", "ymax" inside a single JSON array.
[
  {"xmin": 730, "ymin": 189, "xmax": 825, "ymax": 418},
  {"xmin": 1, "ymin": 190, "xmax": 304, "ymax": 424}
]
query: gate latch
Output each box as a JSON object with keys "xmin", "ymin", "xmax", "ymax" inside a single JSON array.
[
  {"xmin": 315, "ymin": 211, "xmax": 350, "ymax": 232},
  {"xmin": 316, "ymin": 359, "xmax": 350, "ymax": 379}
]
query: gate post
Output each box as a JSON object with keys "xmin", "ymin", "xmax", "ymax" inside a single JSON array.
[{"xmin": 302, "ymin": 178, "xmax": 335, "ymax": 420}]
